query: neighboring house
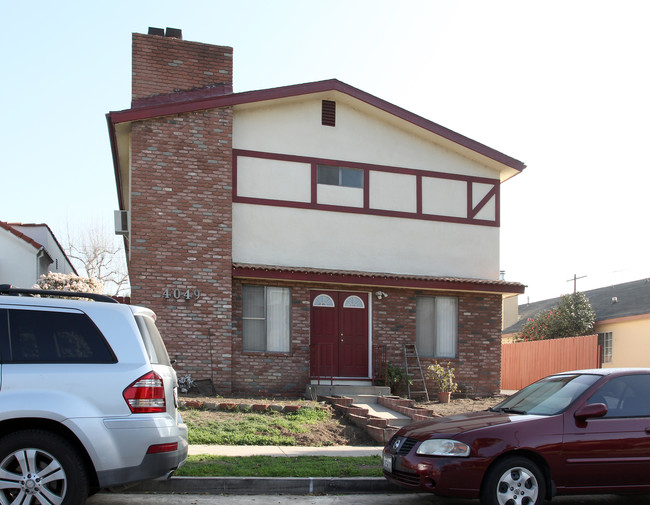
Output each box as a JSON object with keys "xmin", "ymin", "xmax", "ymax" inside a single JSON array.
[
  {"xmin": 106, "ymin": 28, "xmax": 526, "ymax": 397},
  {"xmin": 0, "ymin": 221, "xmax": 76, "ymax": 287},
  {"xmin": 503, "ymin": 278, "xmax": 650, "ymax": 368}
]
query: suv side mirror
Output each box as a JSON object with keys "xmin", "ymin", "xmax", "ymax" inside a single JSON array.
[{"xmin": 575, "ymin": 403, "xmax": 608, "ymax": 421}]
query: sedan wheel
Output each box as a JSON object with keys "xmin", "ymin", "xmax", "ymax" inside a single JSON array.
[
  {"xmin": 0, "ymin": 430, "xmax": 89, "ymax": 505},
  {"xmin": 481, "ymin": 456, "xmax": 545, "ymax": 505}
]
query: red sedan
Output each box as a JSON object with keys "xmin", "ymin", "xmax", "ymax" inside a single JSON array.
[{"xmin": 383, "ymin": 368, "xmax": 650, "ymax": 505}]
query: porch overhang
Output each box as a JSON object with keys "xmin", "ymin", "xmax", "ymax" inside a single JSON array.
[{"xmin": 233, "ymin": 263, "xmax": 526, "ymax": 296}]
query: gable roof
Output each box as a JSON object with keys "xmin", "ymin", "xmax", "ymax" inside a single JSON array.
[
  {"xmin": 1, "ymin": 221, "xmax": 77, "ymax": 275},
  {"xmin": 504, "ymin": 278, "xmax": 650, "ymax": 334},
  {"xmin": 0, "ymin": 220, "xmax": 43, "ymax": 251},
  {"xmin": 107, "ymin": 79, "xmax": 526, "ymax": 210},
  {"xmin": 108, "ymin": 79, "xmax": 525, "ymax": 171}
]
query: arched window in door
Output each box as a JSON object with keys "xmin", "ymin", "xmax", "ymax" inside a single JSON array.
[
  {"xmin": 313, "ymin": 294, "xmax": 335, "ymax": 307},
  {"xmin": 343, "ymin": 295, "xmax": 365, "ymax": 309}
]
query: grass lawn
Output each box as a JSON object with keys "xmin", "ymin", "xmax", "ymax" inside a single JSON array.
[
  {"xmin": 179, "ymin": 405, "xmax": 383, "ymax": 477},
  {"xmin": 176, "ymin": 455, "xmax": 383, "ymax": 477},
  {"xmin": 183, "ymin": 406, "xmax": 350, "ymax": 446}
]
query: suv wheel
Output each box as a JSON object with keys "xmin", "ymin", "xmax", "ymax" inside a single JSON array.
[{"xmin": 0, "ymin": 430, "xmax": 89, "ymax": 505}]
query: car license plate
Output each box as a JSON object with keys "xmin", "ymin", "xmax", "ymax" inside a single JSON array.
[{"xmin": 382, "ymin": 453, "xmax": 393, "ymax": 473}]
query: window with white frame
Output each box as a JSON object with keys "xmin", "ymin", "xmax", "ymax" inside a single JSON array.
[
  {"xmin": 416, "ymin": 296, "xmax": 458, "ymax": 358},
  {"xmin": 598, "ymin": 332, "xmax": 613, "ymax": 363},
  {"xmin": 242, "ymin": 286, "xmax": 291, "ymax": 352}
]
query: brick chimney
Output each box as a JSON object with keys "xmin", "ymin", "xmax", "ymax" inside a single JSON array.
[
  {"xmin": 127, "ymin": 28, "xmax": 235, "ymax": 392},
  {"xmin": 132, "ymin": 28, "xmax": 233, "ymax": 103}
]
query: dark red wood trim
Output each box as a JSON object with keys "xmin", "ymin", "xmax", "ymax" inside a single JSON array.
[
  {"xmin": 470, "ymin": 184, "xmax": 499, "ymax": 219},
  {"xmin": 233, "ymin": 265, "xmax": 526, "ymax": 295},
  {"xmin": 310, "ymin": 163, "xmax": 317, "ymax": 204},
  {"xmin": 108, "ymin": 79, "xmax": 526, "ymax": 172},
  {"xmin": 106, "ymin": 113, "xmax": 124, "ymax": 210},
  {"xmin": 232, "ymin": 154, "xmax": 239, "ymax": 199},
  {"xmin": 233, "ymin": 150, "xmax": 499, "ymax": 227},
  {"xmin": 363, "ymin": 169, "xmax": 370, "ymax": 210},
  {"xmin": 234, "ymin": 149, "xmax": 500, "ymax": 185}
]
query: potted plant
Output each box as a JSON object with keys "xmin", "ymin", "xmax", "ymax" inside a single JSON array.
[
  {"xmin": 383, "ymin": 363, "xmax": 413, "ymax": 396},
  {"xmin": 426, "ymin": 361, "xmax": 458, "ymax": 403}
]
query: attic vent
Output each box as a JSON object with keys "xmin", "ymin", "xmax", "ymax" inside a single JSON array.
[{"xmin": 322, "ymin": 100, "xmax": 336, "ymax": 127}]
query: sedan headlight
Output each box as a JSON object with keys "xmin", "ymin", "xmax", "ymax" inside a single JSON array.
[{"xmin": 416, "ymin": 439, "xmax": 470, "ymax": 457}]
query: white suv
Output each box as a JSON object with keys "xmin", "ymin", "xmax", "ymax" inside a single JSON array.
[{"xmin": 0, "ymin": 285, "xmax": 188, "ymax": 505}]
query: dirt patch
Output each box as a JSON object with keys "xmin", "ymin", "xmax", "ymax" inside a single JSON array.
[{"xmin": 414, "ymin": 395, "xmax": 506, "ymax": 416}]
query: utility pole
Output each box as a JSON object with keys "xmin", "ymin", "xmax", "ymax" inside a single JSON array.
[{"xmin": 567, "ymin": 274, "xmax": 587, "ymax": 293}]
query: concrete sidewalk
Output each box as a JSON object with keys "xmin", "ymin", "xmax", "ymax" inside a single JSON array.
[{"xmin": 189, "ymin": 444, "xmax": 384, "ymax": 457}]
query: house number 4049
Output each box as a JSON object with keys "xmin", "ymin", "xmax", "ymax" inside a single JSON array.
[{"xmin": 163, "ymin": 288, "xmax": 201, "ymax": 300}]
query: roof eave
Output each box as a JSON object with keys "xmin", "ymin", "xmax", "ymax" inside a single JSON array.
[{"xmin": 233, "ymin": 263, "xmax": 526, "ymax": 296}]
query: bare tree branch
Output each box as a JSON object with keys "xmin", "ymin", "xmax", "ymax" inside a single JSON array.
[{"xmin": 65, "ymin": 225, "xmax": 130, "ymax": 296}]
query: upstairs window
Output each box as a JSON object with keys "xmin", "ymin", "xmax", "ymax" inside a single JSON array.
[{"xmin": 317, "ymin": 165, "xmax": 363, "ymax": 189}]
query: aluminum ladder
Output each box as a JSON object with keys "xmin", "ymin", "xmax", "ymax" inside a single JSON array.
[{"xmin": 403, "ymin": 343, "xmax": 430, "ymax": 401}]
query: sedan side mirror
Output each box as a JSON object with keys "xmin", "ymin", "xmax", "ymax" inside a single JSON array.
[{"xmin": 574, "ymin": 403, "xmax": 608, "ymax": 421}]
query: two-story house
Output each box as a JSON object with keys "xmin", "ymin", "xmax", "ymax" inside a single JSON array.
[
  {"xmin": 106, "ymin": 28, "xmax": 526, "ymax": 397},
  {"xmin": 0, "ymin": 221, "xmax": 76, "ymax": 287}
]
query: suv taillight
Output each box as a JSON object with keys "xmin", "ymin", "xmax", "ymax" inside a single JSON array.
[{"xmin": 123, "ymin": 371, "xmax": 166, "ymax": 413}]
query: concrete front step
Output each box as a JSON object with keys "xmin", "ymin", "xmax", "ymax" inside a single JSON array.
[
  {"xmin": 306, "ymin": 384, "xmax": 391, "ymax": 400},
  {"xmin": 353, "ymin": 402, "xmax": 411, "ymax": 428},
  {"xmin": 321, "ymin": 393, "xmax": 436, "ymax": 444}
]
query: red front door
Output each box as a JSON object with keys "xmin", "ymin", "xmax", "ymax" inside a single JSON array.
[{"xmin": 310, "ymin": 291, "xmax": 369, "ymax": 378}]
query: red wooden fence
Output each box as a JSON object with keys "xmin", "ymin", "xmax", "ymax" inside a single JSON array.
[{"xmin": 501, "ymin": 334, "xmax": 600, "ymax": 391}]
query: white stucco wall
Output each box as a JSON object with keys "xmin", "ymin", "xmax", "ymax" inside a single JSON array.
[
  {"xmin": 232, "ymin": 94, "xmax": 503, "ymax": 279},
  {"xmin": 234, "ymin": 95, "xmax": 498, "ymax": 178},
  {"xmin": 233, "ymin": 204, "xmax": 499, "ymax": 279},
  {"xmin": 0, "ymin": 232, "xmax": 39, "ymax": 287}
]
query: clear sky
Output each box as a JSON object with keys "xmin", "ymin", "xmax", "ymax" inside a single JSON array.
[{"xmin": 2, "ymin": 0, "xmax": 649, "ymax": 302}]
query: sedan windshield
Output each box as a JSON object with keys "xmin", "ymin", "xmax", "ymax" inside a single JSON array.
[{"xmin": 491, "ymin": 373, "xmax": 601, "ymax": 415}]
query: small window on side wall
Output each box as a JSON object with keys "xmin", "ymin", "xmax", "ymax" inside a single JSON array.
[
  {"xmin": 598, "ymin": 332, "xmax": 613, "ymax": 363},
  {"xmin": 242, "ymin": 286, "xmax": 291, "ymax": 353},
  {"xmin": 416, "ymin": 296, "xmax": 458, "ymax": 358},
  {"xmin": 317, "ymin": 165, "xmax": 363, "ymax": 189}
]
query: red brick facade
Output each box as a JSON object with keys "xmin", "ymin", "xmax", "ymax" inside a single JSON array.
[
  {"xmin": 120, "ymin": 31, "xmax": 507, "ymax": 398},
  {"xmin": 231, "ymin": 279, "xmax": 502, "ymax": 397}
]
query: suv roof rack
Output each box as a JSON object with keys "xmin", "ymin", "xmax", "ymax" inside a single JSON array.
[{"xmin": 0, "ymin": 284, "xmax": 119, "ymax": 304}]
